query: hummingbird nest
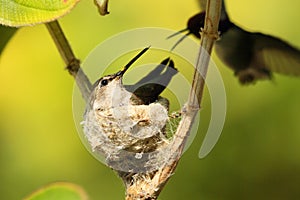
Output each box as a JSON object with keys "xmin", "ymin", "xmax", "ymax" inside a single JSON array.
[
  {"xmin": 81, "ymin": 71, "xmax": 180, "ymax": 173},
  {"xmin": 82, "ymin": 96, "xmax": 179, "ymax": 173},
  {"xmin": 81, "ymin": 47, "xmax": 181, "ymax": 173}
]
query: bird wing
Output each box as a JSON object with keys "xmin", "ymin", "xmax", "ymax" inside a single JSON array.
[
  {"xmin": 125, "ymin": 58, "xmax": 177, "ymax": 104},
  {"xmin": 134, "ymin": 57, "xmax": 171, "ymax": 86},
  {"xmin": 253, "ymin": 33, "xmax": 300, "ymax": 76}
]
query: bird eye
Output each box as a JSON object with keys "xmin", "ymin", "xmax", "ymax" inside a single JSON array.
[{"xmin": 100, "ymin": 79, "xmax": 108, "ymax": 86}]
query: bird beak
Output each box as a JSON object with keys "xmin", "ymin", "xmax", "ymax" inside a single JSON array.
[
  {"xmin": 166, "ymin": 29, "xmax": 191, "ymax": 51},
  {"xmin": 166, "ymin": 28, "xmax": 189, "ymax": 39},
  {"xmin": 115, "ymin": 46, "xmax": 150, "ymax": 78}
]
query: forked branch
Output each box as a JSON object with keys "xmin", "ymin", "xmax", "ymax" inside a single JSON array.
[{"xmin": 46, "ymin": 0, "xmax": 222, "ymax": 198}]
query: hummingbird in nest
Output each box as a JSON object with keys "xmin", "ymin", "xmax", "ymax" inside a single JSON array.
[
  {"xmin": 168, "ymin": 0, "xmax": 300, "ymax": 84},
  {"xmin": 82, "ymin": 47, "xmax": 178, "ymax": 172}
]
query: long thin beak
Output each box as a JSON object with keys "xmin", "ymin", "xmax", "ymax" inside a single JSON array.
[
  {"xmin": 166, "ymin": 29, "xmax": 191, "ymax": 51},
  {"xmin": 115, "ymin": 46, "xmax": 150, "ymax": 77},
  {"xmin": 166, "ymin": 28, "xmax": 189, "ymax": 39},
  {"xmin": 170, "ymin": 32, "xmax": 191, "ymax": 51}
]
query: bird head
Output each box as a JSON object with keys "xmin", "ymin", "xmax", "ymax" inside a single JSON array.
[{"xmin": 89, "ymin": 47, "xmax": 150, "ymax": 110}]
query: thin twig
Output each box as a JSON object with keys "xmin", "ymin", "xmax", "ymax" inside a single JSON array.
[
  {"xmin": 123, "ymin": 0, "xmax": 222, "ymax": 199},
  {"xmin": 46, "ymin": 20, "xmax": 92, "ymax": 101}
]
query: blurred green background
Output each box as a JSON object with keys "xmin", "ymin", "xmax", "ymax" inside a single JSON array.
[{"xmin": 1, "ymin": 0, "xmax": 300, "ymax": 199}]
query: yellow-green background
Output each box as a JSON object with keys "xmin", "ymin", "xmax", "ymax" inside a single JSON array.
[{"xmin": 1, "ymin": 0, "xmax": 300, "ymax": 199}]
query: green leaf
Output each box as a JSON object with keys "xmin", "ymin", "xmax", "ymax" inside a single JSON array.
[
  {"xmin": 0, "ymin": 25, "xmax": 17, "ymax": 55},
  {"xmin": 0, "ymin": 0, "xmax": 80, "ymax": 27},
  {"xmin": 24, "ymin": 182, "xmax": 89, "ymax": 200}
]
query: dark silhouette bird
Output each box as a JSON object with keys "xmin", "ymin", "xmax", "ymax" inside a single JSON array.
[
  {"xmin": 124, "ymin": 57, "xmax": 176, "ymax": 105},
  {"xmin": 168, "ymin": 1, "xmax": 300, "ymax": 84}
]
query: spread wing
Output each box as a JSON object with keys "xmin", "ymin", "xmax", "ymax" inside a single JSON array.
[
  {"xmin": 252, "ymin": 33, "xmax": 300, "ymax": 76},
  {"xmin": 125, "ymin": 58, "xmax": 177, "ymax": 104}
]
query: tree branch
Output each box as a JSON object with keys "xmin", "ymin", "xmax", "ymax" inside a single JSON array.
[
  {"xmin": 123, "ymin": 0, "xmax": 223, "ymax": 199},
  {"xmin": 46, "ymin": 20, "xmax": 92, "ymax": 102},
  {"xmin": 45, "ymin": 0, "xmax": 222, "ymax": 197}
]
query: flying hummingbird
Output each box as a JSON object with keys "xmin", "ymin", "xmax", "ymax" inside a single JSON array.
[
  {"xmin": 168, "ymin": 0, "xmax": 300, "ymax": 84},
  {"xmin": 82, "ymin": 47, "xmax": 178, "ymax": 172}
]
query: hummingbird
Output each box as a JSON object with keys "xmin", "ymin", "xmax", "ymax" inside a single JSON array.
[
  {"xmin": 168, "ymin": 1, "xmax": 300, "ymax": 84},
  {"xmin": 82, "ymin": 47, "xmax": 178, "ymax": 172}
]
